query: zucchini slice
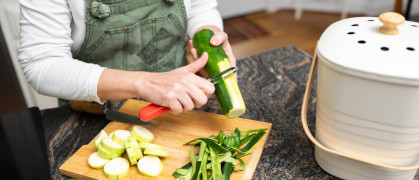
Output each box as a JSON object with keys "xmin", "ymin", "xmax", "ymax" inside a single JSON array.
[
  {"xmin": 192, "ymin": 29, "xmax": 246, "ymax": 118},
  {"xmin": 94, "ymin": 130, "xmax": 108, "ymax": 151},
  {"xmin": 88, "ymin": 152, "xmax": 110, "ymax": 169},
  {"xmin": 144, "ymin": 148, "xmax": 169, "ymax": 157},
  {"xmin": 125, "ymin": 142, "xmax": 138, "ymax": 165},
  {"xmin": 111, "ymin": 130, "xmax": 131, "ymax": 146},
  {"xmin": 97, "ymin": 144, "xmax": 122, "ymax": 159},
  {"xmin": 138, "ymin": 142, "xmax": 164, "ymax": 150},
  {"xmin": 104, "ymin": 157, "xmax": 129, "ymax": 179},
  {"xmin": 137, "ymin": 155, "xmax": 164, "ymax": 177},
  {"xmin": 128, "ymin": 137, "xmax": 143, "ymax": 160},
  {"xmin": 100, "ymin": 137, "xmax": 125, "ymax": 154},
  {"xmin": 131, "ymin": 125, "xmax": 154, "ymax": 143}
]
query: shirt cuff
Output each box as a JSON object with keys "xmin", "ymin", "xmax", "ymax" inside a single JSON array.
[{"xmin": 88, "ymin": 66, "xmax": 106, "ymax": 104}]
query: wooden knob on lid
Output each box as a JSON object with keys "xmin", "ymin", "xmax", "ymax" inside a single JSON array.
[{"xmin": 379, "ymin": 12, "xmax": 405, "ymax": 35}]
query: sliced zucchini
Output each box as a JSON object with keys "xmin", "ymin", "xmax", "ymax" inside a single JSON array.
[
  {"xmin": 144, "ymin": 148, "xmax": 169, "ymax": 157},
  {"xmin": 137, "ymin": 155, "xmax": 164, "ymax": 177},
  {"xmin": 131, "ymin": 125, "xmax": 154, "ymax": 143},
  {"xmin": 138, "ymin": 142, "xmax": 164, "ymax": 150},
  {"xmin": 125, "ymin": 142, "xmax": 138, "ymax": 165},
  {"xmin": 97, "ymin": 144, "xmax": 122, "ymax": 159},
  {"xmin": 111, "ymin": 130, "xmax": 131, "ymax": 146},
  {"xmin": 100, "ymin": 137, "xmax": 125, "ymax": 154},
  {"xmin": 94, "ymin": 130, "xmax": 108, "ymax": 151},
  {"xmin": 88, "ymin": 152, "xmax": 110, "ymax": 169},
  {"xmin": 128, "ymin": 137, "xmax": 143, "ymax": 160},
  {"xmin": 104, "ymin": 157, "xmax": 129, "ymax": 179}
]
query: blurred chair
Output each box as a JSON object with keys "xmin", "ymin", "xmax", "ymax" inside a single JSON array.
[
  {"xmin": 394, "ymin": 0, "xmax": 403, "ymax": 14},
  {"xmin": 294, "ymin": 0, "xmax": 348, "ymax": 20},
  {"xmin": 397, "ymin": 0, "xmax": 414, "ymax": 20}
]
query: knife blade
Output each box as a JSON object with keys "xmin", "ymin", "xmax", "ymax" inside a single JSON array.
[
  {"xmin": 138, "ymin": 67, "xmax": 238, "ymax": 121},
  {"xmin": 70, "ymin": 101, "xmax": 155, "ymax": 126},
  {"xmin": 105, "ymin": 110, "xmax": 154, "ymax": 126}
]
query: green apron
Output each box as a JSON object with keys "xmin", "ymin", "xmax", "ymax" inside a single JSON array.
[{"xmin": 60, "ymin": 0, "xmax": 188, "ymax": 106}]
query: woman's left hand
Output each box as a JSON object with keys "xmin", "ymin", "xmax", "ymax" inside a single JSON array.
[{"xmin": 189, "ymin": 31, "xmax": 236, "ymax": 78}]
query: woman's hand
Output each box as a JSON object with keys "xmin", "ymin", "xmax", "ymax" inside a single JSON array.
[
  {"xmin": 97, "ymin": 54, "xmax": 214, "ymax": 114},
  {"xmin": 136, "ymin": 53, "xmax": 215, "ymax": 114},
  {"xmin": 189, "ymin": 30, "xmax": 237, "ymax": 78}
]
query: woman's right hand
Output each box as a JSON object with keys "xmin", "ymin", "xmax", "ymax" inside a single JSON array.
[{"xmin": 135, "ymin": 52, "xmax": 215, "ymax": 114}]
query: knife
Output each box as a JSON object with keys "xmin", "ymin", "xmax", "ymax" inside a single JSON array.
[
  {"xmin": 70, "ymin": 101, "xmax": 155, "ymax": 126},
  {"xmin": 139, "ymin": 67, "xmax": 238, "ymax": 121}
]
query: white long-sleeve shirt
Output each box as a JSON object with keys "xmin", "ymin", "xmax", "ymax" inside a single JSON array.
[{"xmin": 18, "ymin": 0, "xmax": 223, "ymax": 103}]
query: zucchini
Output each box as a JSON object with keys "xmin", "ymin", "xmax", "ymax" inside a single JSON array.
[
  {"xmin": 143, "ymin": 148, "xmax": 169, "ymax": 157},
  {"xmin": 104, "ymin": 157, "xmax": 130, "ymax": 179},
  {"xmin": 131, "ymin": 125, "xmax": 154, "ymax": 143},
  {"xmin": 88, "ymin": 152, "xmax": 110, "ymax": 169},
  {"xmin": 137, "ymin": 156, "xmax": 164, "ymax": 177},
  {"xmin": 192, "ymin": 29, "xmax": 246, "ymax": 118},
  {"xmin": 111, "ymin": 130, "xmax": 131, "ymax": 146},
  {"xmin": 94, "ymin": 130, "xmax": 108, "ymax": 151}
]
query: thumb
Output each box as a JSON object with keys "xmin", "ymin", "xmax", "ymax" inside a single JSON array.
[{"xmin": 185, "ymin": 52, "xmax": 208, "ymax": 73}]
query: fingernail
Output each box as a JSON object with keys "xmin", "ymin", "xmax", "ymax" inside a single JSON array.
[{"xmin": 210, "ymin": 39, "xmax": 217, "ymax": 45}]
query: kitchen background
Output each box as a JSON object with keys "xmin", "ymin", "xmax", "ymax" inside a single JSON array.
[{"xmin": 1, "ymin": 0, "xmax": 418, "ymax": 114}]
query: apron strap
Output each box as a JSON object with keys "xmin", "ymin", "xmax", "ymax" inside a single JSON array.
[{"xmin": 90, "ymin": 0, "xmax": 163, "ymax": 18}]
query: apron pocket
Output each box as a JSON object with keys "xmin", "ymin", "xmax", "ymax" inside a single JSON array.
[
  {"xmin": 135, "ymin": 13, "xmax": 185, "ymax": 67},
  {"xmin": 86, "ymin": 12, "xmax": 185, "ymax": 71},
  {"xmin": 86, "ymin": 28, "xmax": 128, "ymax": 69}
]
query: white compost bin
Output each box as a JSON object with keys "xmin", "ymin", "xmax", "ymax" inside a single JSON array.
[{"xmin": 301, "ymin": 12, "xmax": 419, "ymax": 179}]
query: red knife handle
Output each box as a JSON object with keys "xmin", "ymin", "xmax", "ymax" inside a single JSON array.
[{"xmin": 139, "ymin": 104, "xmax": 170, "ymax": 121}]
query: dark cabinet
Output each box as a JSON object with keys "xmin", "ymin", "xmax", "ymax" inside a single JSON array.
[{"xmin": 0, "ymin": 25, "xmax": 26, "ymax": 114}]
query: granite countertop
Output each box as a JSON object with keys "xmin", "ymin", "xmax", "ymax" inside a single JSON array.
[{"xmin": 41, "ymin": 46, "xmax": 335, "ymax": 179}]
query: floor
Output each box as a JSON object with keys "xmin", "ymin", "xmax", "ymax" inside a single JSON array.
[{"xmin": 228, "ymin": 10, "xmax": 365, "ymax": 58}]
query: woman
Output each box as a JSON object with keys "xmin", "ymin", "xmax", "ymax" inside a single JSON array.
[{"xmin": 18, "ymin": 0, "xmax": 236, "ymax": 114}]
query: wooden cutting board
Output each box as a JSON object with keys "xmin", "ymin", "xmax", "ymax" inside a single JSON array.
[{"xmin": 59, "ymin": 99, "xmax": 272, "ymax": 180}]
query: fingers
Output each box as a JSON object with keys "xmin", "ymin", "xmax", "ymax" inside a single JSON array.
[
  {"xmin": 159, "ymin": 73, "xmax": 214, "ymax": 114},
  {"xmin": 188, "ymin": 40, "xmax": 195, "ymax": 49},
  {"xmin": 167, "ymin": 100, "xmax": 183, "ymax": 115},
  {"xmin": 167, "ymin": 78, "xmax": 214, "ymax": 113},
  {"xmin": 189, "ymin": 40, "xmax": 198, "ymax": 60},
  {"xmin": 184, "ymin": 52, "xmax": 208, "ymax": 73},
  {"xmin": 185, "ymin": 83, "xmax": 211, "ymax": 108},
  {"xmin": 180, "ymin": 75, "xmax": 214, "ymax": 110},
  {"xmin": 190, "ymin": 48, "xmax": 209, "ymax": 78},
  {"xmin": 210, "ymin": 32, "xmax": 228, "ymax": 46},
  {"xmin": 176, "ymin": 89, "xmax": 195, "ymax": 112},
  {"xmin": 190, "ymin": 48, "xmax": 199, "ymax": 61},
  {"xmin": 196, "ymin": 77, "xmax": 215, "ymax": 98},
  {"xmin": 210, "ymin": 32, "xmax": 237, "ymax": 68},
  {"xmin": 163, "ymin": 84, "xmax": 195, "ymax": 114}
]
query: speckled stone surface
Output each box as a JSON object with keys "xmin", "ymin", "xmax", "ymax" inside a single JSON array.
[
  {"xmin": 42, "ymin": 46, "xmax": 415, "ymax": 179},
  {"xmin": 197, "ymin": 46, "xmax": 336, "ymax": 179}
]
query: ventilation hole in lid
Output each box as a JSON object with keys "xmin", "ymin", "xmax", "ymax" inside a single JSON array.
[
  {"xmin": 412, "ymin": 24, "xmax": 418, "ymax": 27},
  {"xmin": 381, "ymin": 47, "xmax": 389, "ymax": 51},
  {"xmin": 351, "ymin": 24, "xmax": 359, "ymax": 26},
  {"xmin": 367, "ymin": 19, "xmax": 374, "ymax": 21},
  {"xmin": 358, "ymin": 40, "xmax": 366, "ymax": 44},
  {"xmin": 347, "ymin": 32, "xmax": 355, "ymax": 35},
  {"xmin": 407, "ymin": 47, "xmax": 415, "ymax": 51}
]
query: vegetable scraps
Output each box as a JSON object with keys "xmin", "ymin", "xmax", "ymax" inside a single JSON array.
[{"xmin": 173, "ymin": 128, "xmax": 267, "ymax": 180}]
